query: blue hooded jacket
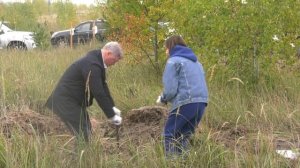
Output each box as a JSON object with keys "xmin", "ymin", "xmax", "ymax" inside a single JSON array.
[
  {"xmin": 169, "ymin": 45, "xmax": 197, "ymax": 62},
  {"xmin": 161, "ymin": 45, "xmax": 208, "ymax": 112}
]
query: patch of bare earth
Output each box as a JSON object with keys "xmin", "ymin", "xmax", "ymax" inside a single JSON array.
[
  {"xmin": 0, "ymin": 106, "xmax": 168, "ymax": 154},
  {"xmin": 0, "ymin": 106, "xmax": 299, "ymax": 157},
  {"xmin": 0, "ymin": 108, "xmax": 69, "ymax": 138},
  {"xmin": 94, "ymin": 106, "xmax": 168, "ymax": 154},
  {"xmin": 209, "ymin": 122, "xmax": 300, "ymax": 155}
]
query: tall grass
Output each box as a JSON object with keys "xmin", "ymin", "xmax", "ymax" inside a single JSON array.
[{"xmin": 0, "ymin": 46, "xmax": 299, "ymax": 167}]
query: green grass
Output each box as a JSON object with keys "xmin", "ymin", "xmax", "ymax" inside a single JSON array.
[{"xmin": 0, "ymin": 45, "xmax": 299, "ymax": 167}]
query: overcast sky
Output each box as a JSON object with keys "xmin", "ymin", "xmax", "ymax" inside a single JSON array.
[{"xmin": 0, "ymin": 0, "xmax": 104, "ymax": 6}]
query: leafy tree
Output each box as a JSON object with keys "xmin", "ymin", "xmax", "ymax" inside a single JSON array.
[
  {"xmin": 0, "ymin": 1, "xmax": 52, "ymax": 50},
  {"xmin": 104, "ymin": 0, "xmax": 176, "ymax": 69},
  {"xmin": 31, "ymin": 0, "xmax": 49, "ymax": 16},
  {"xmin": 1, "ymin": 2, "xmax": 38, "ymax": 31},
  {"xmin": 170, "ymin": 0, "xmax": 300, "ymax": 86},
  {"xmin": 53, "ymin": 1, "xmax": 77, "ymax": 29},
  {"xmin": 85, "ymin": 5, "xmax": 106, "ymax": 20}
]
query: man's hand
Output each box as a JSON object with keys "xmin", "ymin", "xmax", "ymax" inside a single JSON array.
[
  {"xmin": 113, "ymin": 106, "xmax": 121, "ymax": 116},
  {"xmin": 109, "ymin": 115, "xmax": 122, "ymax": 125}
]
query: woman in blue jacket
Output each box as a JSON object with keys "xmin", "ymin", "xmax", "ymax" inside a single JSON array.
[{"xmin": 157, "ymin": 35, "xmax": 208, "ymax": 158}]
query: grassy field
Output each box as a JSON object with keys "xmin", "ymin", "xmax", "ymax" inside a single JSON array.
[{"xmin": 0, "ymin": 45, "xmax": 299, "ymax": 167}]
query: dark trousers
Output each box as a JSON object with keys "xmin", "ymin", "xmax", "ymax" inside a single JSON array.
[
  {"xmin": 46, "ymin": 100, "xmax": 92, "ymax": 143},
  {"xmin": 46, "ymin": 93, "xmax": 92, "ymax": 147},
  {"xmin": 58, "ymin": 108, "xmax": 92, "ymax": 143},
  {"xmin": 164, "ymin": 102, "xmax": 206, "ymax": 156}
]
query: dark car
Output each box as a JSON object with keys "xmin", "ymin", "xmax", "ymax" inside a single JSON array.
[{"xmin": 50, "ymin": 19, "xmax": 108, "ymax": 47}]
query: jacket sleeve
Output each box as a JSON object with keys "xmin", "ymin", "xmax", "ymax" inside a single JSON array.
[
  {"xmin": 161, "ymin": 60, "xmax": 179, "ymax": 102},
  {"xmin": 88, "ymin": 64, "xmax": 115, "ymax": 118}
]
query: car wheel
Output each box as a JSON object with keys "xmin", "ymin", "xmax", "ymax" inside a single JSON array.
[
  {"xmin": 7, "ymin": 41, "xmax": 27, "ymax": 50},
  {"xmin": 56, "ymin": 38, "xmax": 68, "ymax": 48}
]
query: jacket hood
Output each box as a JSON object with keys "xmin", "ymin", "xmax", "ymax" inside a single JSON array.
[{"xmin": 169, "ymin": 45, "xmax": 197, "ymax": 62}]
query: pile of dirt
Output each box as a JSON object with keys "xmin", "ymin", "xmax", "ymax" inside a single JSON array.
[
  {"xmin": 126, "ymin": 106, "xmax": 167, "ymax": 124},
  {"xmin": 0, "ymin": 109, "xmax": 69, "ymax": 138},
  {"xmin": 91, "ymin": 106, "xmax": 168, "ymax": 154},
  {"xmin": 99, "ymin": 106, "xmax": 168, "ymax": 145},
  {"xmin": 0, "ymin": 106, "xmax": 168, "ymax": 147}
]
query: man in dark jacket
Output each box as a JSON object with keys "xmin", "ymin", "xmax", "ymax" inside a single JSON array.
[{"xmin": 46, "ymin": 41, "xmax": 123, "ymax": 142}]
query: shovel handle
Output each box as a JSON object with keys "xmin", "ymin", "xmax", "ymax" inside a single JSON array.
[{"xmin": 116, "ymin": 125, "xmax": 120, "ymax": 148}]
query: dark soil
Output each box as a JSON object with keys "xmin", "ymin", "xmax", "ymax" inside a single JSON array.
[{"xmin": 95, "ymin": 106, "xmax": 168, "ymax": 153}]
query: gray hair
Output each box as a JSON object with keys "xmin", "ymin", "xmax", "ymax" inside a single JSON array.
[{"xmin": 103, "ymin": 41, "xmax": 123, "ymax": 58}]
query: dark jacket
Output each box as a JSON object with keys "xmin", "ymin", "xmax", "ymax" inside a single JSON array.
[{"xmin": 46, "ymin": 49, "xmax": 115, "ymax": 118}]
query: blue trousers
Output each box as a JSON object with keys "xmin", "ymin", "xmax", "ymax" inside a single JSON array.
[{"xmin": 164, "ymin": 102, "xmax": 206, "ymax": 156}]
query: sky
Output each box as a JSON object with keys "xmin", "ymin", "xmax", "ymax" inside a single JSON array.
[{"xmin": 0, "ymin": 0, "xmax": 103, "ymax": 6}]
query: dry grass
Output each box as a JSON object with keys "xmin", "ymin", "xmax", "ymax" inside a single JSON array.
[{"xmin": 0, "ymin": 46, "xmax": 299, "ymax": 167}]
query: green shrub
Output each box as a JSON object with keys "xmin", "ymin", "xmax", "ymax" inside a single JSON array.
[{"xmin": 33, "ymin": 23, "xmax": 51, "ymax": 50}]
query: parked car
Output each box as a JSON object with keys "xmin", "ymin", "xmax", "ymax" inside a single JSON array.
[
  {"xmin": 0, "ymin": 21, "xmax": 36, "ymax": 50},
  {"xmin": 50, "ymin": 19, "xmax": 108, "ymax": 47}
]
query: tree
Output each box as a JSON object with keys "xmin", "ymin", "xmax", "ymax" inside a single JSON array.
[
  {"xmin": 103, "ymin": 0, "xmax": 300, "ymax": 86},
  {"xmin": 86, "ymin": 4, "xmax": 106, "ymax": 21},
  {"xmin": 104, "ymin": 0, "xmax": 175, "ymax": 69},
  {"xmin": 170, "ymin": 0, "xmax": 300, "ymax": 85},
  {"xmin": 53, "ymin": 1, "xmax": 77, "ymax": 29},
  {"xmin": 2, "ymin": 2, "xmax": 38, "ymax": 31}
]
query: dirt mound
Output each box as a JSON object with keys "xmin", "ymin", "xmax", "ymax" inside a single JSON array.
[
  {"xmin": 97, "ymin": 106, "xmax": 168, "ymax": 152},
  {"xmin": 126, "ymin": 106, "xmax": 167, "ymax": 124},
  {"xmin": 0, "ymin": 109, "xmax": 68, "ymax": 138},
  {"xmin": 0, "ymin": 106, "xmax": 168, "ymax": 146},
  {"xmin": 121, "ymin": 106, "xmax": 167, "ymax": 140}
]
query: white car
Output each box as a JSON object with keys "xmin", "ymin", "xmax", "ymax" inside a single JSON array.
[{"xmin": 0, "ymin": 22, "xmax": 36, "ymax": 50}]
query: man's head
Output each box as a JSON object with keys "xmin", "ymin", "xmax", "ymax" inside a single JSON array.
[{"xmin": 102, "ymin": 42, "xmax": 123, "ymax": 66}]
